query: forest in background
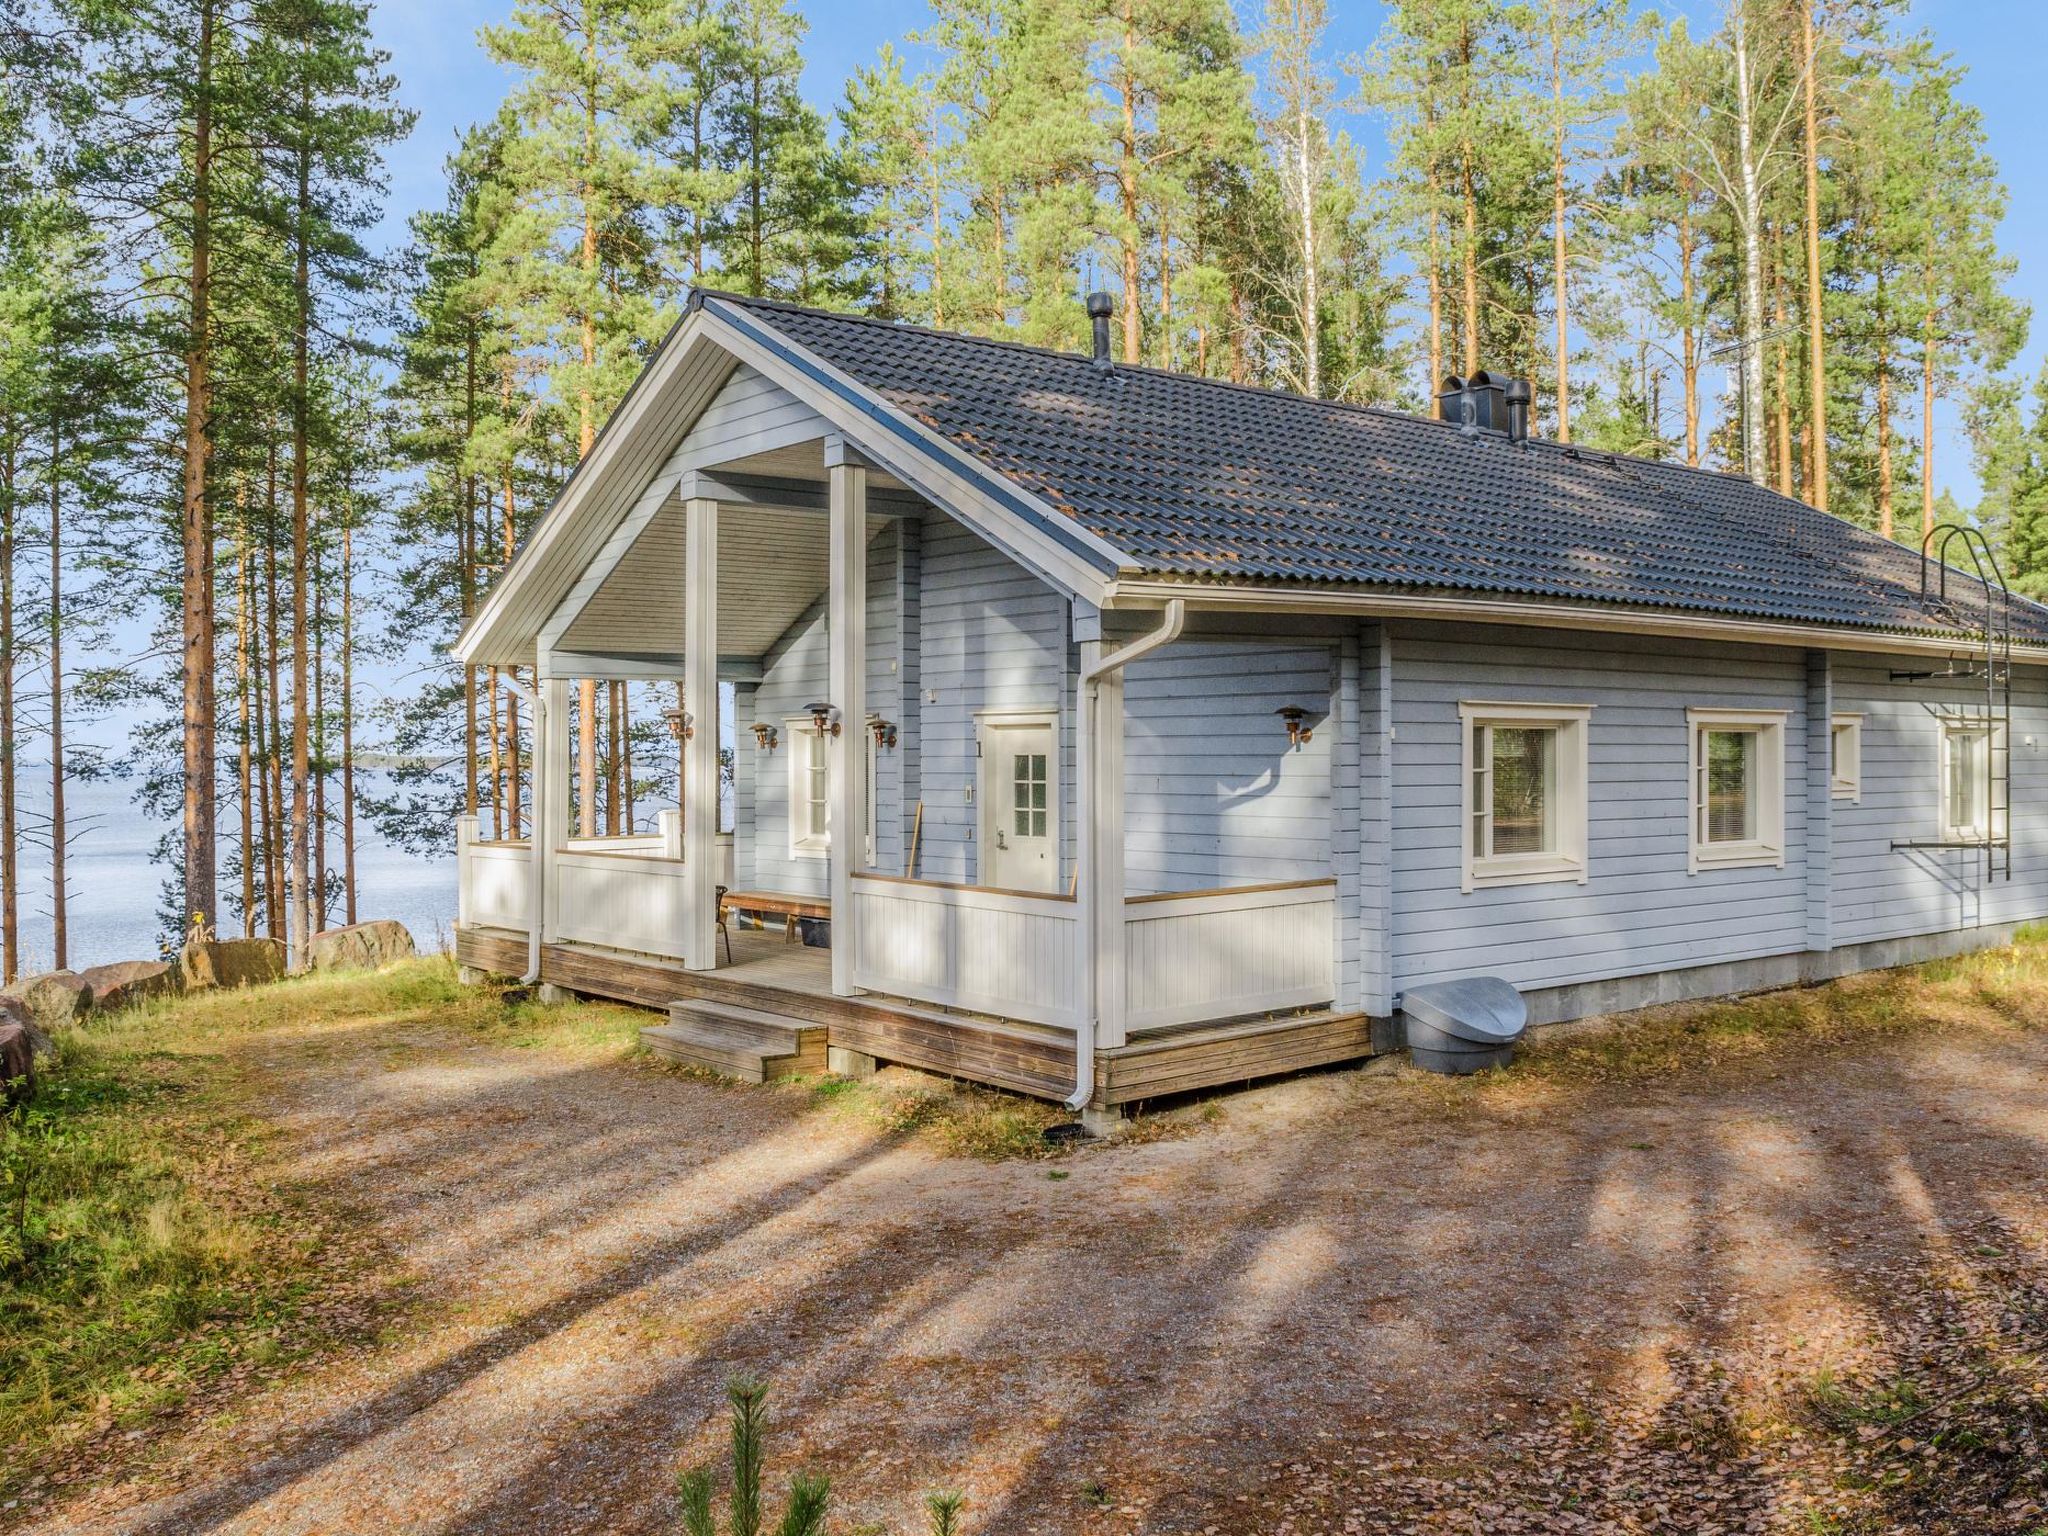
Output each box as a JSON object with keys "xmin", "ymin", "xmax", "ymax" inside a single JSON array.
[{"xmin": 0, "ymin": 0, "xmax": 2041, "ymax": 971}]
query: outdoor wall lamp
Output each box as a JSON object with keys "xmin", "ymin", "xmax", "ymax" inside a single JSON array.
[
  {"xmin": 1276, "ymin": 706, "xmax": 1313, "ymax": 748},
  {"xmin": 804, "ymin": 702, "xmax": 842, "ymax": 738},
  {"xmin": 869, "ymin": 717, "xmax": 898, "ymax": 750},
  {"xmin": 750, "ymin": 722, "xmax": 779, "ymax": 752},
  {"xmin": 663, "ymin": 707, "xmax": 694, "ymax": 742}
]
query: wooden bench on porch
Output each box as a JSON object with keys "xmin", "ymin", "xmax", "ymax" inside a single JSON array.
[{"xmin": 721, "ymin": 890, "xmax": 830, "ymax": 944}]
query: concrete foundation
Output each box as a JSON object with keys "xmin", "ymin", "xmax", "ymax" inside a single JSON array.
[
  {"xmin": 1516, "ymin": 922, "xmax": 2020, "ymax": 1031},
  {"xmin": 536, "ymin": 982, "xmax": 575, "ymax": 1006},
  {"xmin": 1079, "ymin": 1104, "xmax": 1124, "ymax": 1137},
  {"xmin": 827, "ymin": 1045, "xmax": 877, "ymax": 1079}
]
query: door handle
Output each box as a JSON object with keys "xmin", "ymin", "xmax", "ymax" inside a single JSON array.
[{"xmin": 995, "ymin": 831, "xmax": 1008, "ymax": 849}]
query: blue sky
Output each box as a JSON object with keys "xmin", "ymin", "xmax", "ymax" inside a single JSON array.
[{"xmin": 368, "ymin": 0, "xmax": 2048, "ymax": 505}]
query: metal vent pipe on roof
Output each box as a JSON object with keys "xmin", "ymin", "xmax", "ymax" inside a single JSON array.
[
  {"xmin": 1087, "ymin": 290, "xmax": 1115, "ymax": 372},
  {"xmin": 1504, "ymin": 377, "xmax": 1532, "ymax": 445}
]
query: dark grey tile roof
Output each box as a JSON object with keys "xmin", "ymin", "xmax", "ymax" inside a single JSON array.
[{"xmin": 702, "ymin": 291, "xmax": 2048, "ymax": 647}]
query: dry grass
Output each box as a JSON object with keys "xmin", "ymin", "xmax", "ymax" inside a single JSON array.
[{"xmin": 1403, "ymin": 927, "xmax": 2048, "ymax": 1108}]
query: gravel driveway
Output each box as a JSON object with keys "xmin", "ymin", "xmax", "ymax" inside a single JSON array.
[{"xmin": 22, "ymin": 985, "xmax": 2048, "ymax": 1535}]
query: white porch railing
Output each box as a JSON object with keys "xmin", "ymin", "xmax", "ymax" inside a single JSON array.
[
  {"xmin": 553, "ymin": 851, "xmax": 691, "ymax": 958},
  {"xmin": 1123, "ymin": 880, "xmax": 1337, "ymax": 1032},
  {"xmin": 457, "ymin": 817, "xmax": 533, "ymax": 931},
  {"xmin": 849, "ymin": 874, "xmax": 1083, "ymax": 1027},
  {"xmin": 459, "ymin": 821, "xmax": 1337, "ymax": 1035}
]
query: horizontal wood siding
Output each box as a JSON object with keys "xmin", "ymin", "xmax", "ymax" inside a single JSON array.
[
  {"xmin": 1830, "ymin": 654, "xmax": 2048, "ymax": 943},
  {"xmin": 736, "ymin": 523, "xmax": 902, "ymax": 898},
  {"xmin": 849, "ymin": 875, "xmax": 1081, "ymax": 1027},
  {"xmin": 914, "ymin": 508, "xmax": 1071, "ymax": 886},
  {"xmin": 1389, "ymin": 622, "xmax": 1810, "ymax": 994},
  {"xmin": 1121, "ymin": 640, "xmax": 1335, "ymax": 893},
  {"xmin": 1124, "ymin": 883, "xmax": 1337, "ymax": 1030}
]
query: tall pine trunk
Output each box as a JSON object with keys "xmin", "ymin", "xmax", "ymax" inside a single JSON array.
[
  {"xmin": 1921, "ymin": 262, "xmax": 1938, "ymax": 549},
  {"xmin": 1679, "ymin": 186, "xmax": 1700, "ymax": 466},
  {"xmin": 264, "ymin": 442, "xmax": 287, "ymax": 940},
  {"xmin": 237, "ymin": 521, "xmax": 255, "ymax": 937},
  {"xmin": 181, "ymin": 0, "xmax": 219, "ymax": 936},
  {"xmin": 289, "ymin": 80, "xmax": 313, "ymax": 968},
  {"xmin": 47, "ymin": 414, "xmax": 65, "ymax": 970},
  {"xmin": 1801, "ymin": 4, "xmax": 1829, "ymax": 511},
  {"xmin": 1732, "ymin": 10, "xmax": 1770, "ymax": 486},
  {"xmin": 1876, "ymin": 288, "xmax": 1894, "ymax": 540},
  {"xmin": 341, "ymin": 500, "xmax": 357, "ymax": 924},
  {"xmin": 0, "ymin": 430, "xmax": 17, "ymax": 982},
  {"xmin": 1118, "ymin": 2, "xmax": 1142, "ymax": 365},
  {"xmin": 1549, "ymin": 0, "xmax": 1569, "ymax": 440}
]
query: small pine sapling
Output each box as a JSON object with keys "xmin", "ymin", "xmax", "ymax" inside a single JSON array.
[
  {"xmin": 675, "ymin": 1375, "xmax": 829, "ymax": 1536},
  {"xmin": 924, "ymin": 1490, "xmax": 966, "ymax": 1535}
]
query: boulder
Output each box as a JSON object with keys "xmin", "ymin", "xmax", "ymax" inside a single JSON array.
[
  {"xmin": 78, "ymin": 959, "xmax": 182, "ymax": 1013},
  {"xmin": 306, "ymin": 919, "xmax": 416, "ymax": 974},
  {"xmin": 7, "ymin": 969, "xmax": 94, "ymax": 1031},
  {"xmin": 0, "ymin": 1022, "xmax": 32, "ymax": 1105},
  {"xmin": 179, "ymin": 937, "xmax": 286, "ymax": 992}
]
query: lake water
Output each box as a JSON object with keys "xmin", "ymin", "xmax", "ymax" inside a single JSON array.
[{"xmin": 7, "ymin": 771, "xmax": 457, "ymax": 974}]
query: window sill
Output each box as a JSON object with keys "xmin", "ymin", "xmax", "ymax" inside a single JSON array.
[
  {"xmin": 789, "ymin": 841, "xmax": 829, "ymax": 861},
  {"xmin": 1465, "ymin": 855, "xmax": 1585, "ymax": 891},
  {"xmin": 1690, "ymin": 842, "xmax": 1782, "ymax": 872},
  {"xmin": 1830, "ymin": 784, "xmax": 1860, "ymax": 802}
]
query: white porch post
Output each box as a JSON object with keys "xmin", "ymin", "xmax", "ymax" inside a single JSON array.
[
  {"xmin": 826, "ymin": 439, "xmax": 868, "ymax": 997},
  {"xmin": 683, "ymin": 495, "xmax": 721, "ymax": 970},
  {"xmin": 534, "ymin": 670, "xmax": 570, "ymax": 998}
]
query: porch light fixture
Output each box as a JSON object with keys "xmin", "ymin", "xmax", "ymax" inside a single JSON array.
[
  {"xmin": 869, "ymin": 717, "xmax": 897, "ymax": 750},
  {"xmin": 803, "ymin": 702, "xmax": 842, "ymax": 738},
  {"xmin": 750, "ymin": 721, "xmax": 779, "ymax": 752},
  {"xmin": 663, "ymin": 707, "xmax": 694, "ymax": 742},
  {"xmin": 1277, "ymin": 706, "xmax": 1313, "ymax": 748}
]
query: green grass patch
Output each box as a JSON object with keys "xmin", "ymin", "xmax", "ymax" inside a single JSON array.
[{"xmin": 0, "ymin": 962, "xmax": 460, "ymax": 1494}]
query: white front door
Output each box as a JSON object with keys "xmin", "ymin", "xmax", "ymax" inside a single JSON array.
[{"xmin": 981, "ymin": 718, "xmax": 1057, "ymax": 892}]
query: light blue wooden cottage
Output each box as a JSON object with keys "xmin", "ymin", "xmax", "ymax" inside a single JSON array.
[{"xmin": 453, "ymin": 290, "xmax": 2048, "ymax": 1122}]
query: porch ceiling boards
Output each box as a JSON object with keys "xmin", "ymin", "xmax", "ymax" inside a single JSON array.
[{"xmin": 557, "ymin": 498, "xmax": 890, "ymax": 664}]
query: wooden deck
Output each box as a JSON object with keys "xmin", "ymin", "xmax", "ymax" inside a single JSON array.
[{"xmin": 455, "ymin": 923, "xmax": 1378, "ymax": 1107}]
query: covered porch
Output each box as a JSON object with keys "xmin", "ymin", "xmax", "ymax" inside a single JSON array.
[{"xmin": 453, "ymin": 341, "xmax": 1370, "ymax": 1111}]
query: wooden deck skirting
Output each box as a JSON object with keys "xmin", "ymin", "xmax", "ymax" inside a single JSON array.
[{"xmin": 455, "ymin": 924, "xmax": 1377, "ymax": 1106}]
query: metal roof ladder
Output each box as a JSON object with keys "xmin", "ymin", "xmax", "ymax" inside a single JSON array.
[{"xmin": 1887, "ymin": 525, "xmax": 2013, "ymax": 888}]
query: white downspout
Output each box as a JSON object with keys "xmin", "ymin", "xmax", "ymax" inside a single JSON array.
[
  {"xmin": 1068, "ymin": 599, "xmax": 1185, "ymax": 1112},
  {"xmin": 500, "ymin": 671, "xmax": 547, "ymax": 984}
]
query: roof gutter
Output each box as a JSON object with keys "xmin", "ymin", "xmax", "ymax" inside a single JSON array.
[
  {"xmin": 1104, "ymin": 580, "xmax": 2048, "ymax": 664},
  {"xmin": 1069, "ymin": 599, "xmax": 1185, "ymax": 1114}
]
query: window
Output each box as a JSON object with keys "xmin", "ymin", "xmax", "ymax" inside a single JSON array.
[
  {"xmin": 784, "ymin": 717, "xmax": 880, "ymax": 863},
  {"xmin": 1939, "ymin": 717, "xmax": 2006, "ymax": 842},
  {"xmin": 1830, "ymin": 713, "xmax": 1863, "ymax": 802},
  {"xmin": 1458, "ymin": 702, "xmax": 1591, "ymax": 891},
  {"xmin": 1687, "ymin": 708, "xmax": 1787, "ymax": 872},
  {"xmin": 788, "ymin": 718, "xmax": 830, "ymax": 857}
]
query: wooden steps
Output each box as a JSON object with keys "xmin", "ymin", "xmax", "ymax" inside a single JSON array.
[{"xmin": 642, "ymin": 1000, "xmax": 827, "ymax": 1083}]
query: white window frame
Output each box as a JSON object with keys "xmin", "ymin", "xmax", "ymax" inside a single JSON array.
[
  {"xmin": 1687, "ymin": 707, "xmax": 1788, "ymax": 873},
  {"xmin": 786, "ymin": 716, "xmax": 831, "ymax": 859},
  {"xmin": 784, "ymin": 716, "xmax": 883, "ymax": 863},
  {"xmin": 1830, "ymin": 713, "xmax": 1863, "ymax": 802},
  {"xmin": 1457, "ymin": 701, "xmax": 1592, "ymax": 893},
  {"xmin": 1938, "ymin": 715, "xmax": 2006, "ymax": 843}
]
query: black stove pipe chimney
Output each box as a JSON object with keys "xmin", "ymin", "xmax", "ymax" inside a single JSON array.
[
  {"xmin": 1087, "ymin": 290, "xmax": 1115, "ymax": 372},
  {"xmin": 1504, "ymin": 377, "xmax": 1532, "ymax": 445}
]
